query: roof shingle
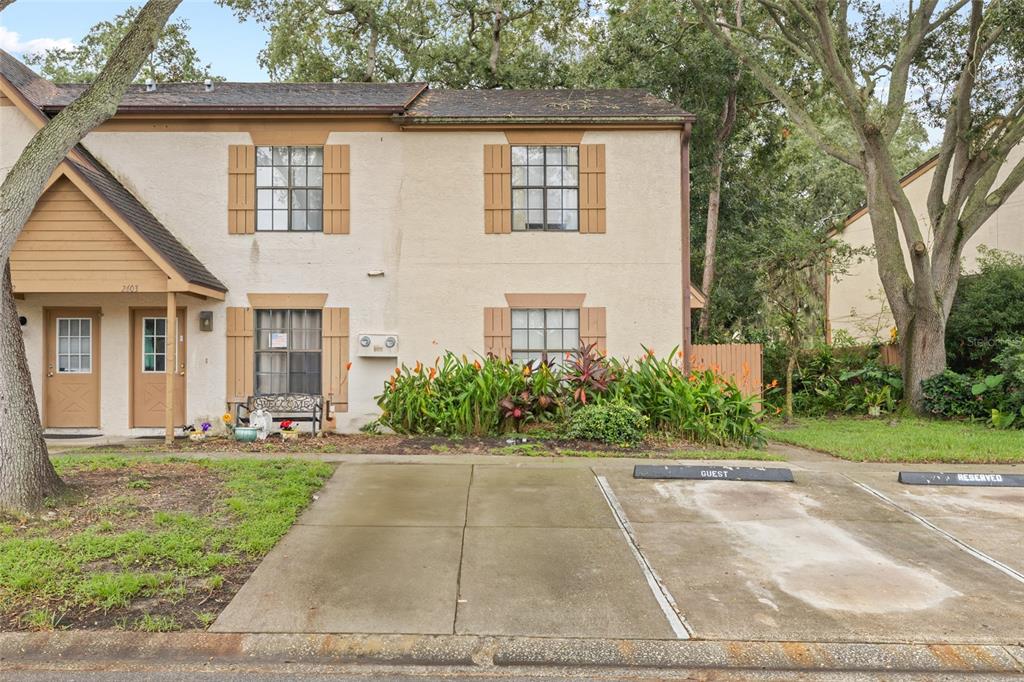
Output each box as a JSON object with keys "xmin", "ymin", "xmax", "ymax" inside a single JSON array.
[
  {"xmin": 402, "ymin": 88, "xmax": 694, "ymax": 123},
  {"xmin": 43, "ymin": 81, "xmax": 427, "ymax": 113}
]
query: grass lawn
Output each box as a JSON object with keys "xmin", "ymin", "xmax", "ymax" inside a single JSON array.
[
  {"xmin": 0, "ymin": 456, "xmax": 331, "ymax": 632},
  {"xmin": 767, "ymin": 416, "xmax": 1024, "ymax": 463}
]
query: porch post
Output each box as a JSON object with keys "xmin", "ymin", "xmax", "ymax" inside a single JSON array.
[
  {"xmin": 165, "ymin": 291, "xmax": 176, "ymax": 445},
  {"xmin": 681, "ymin": 122, "xmax": 693, "ymax": 371}
]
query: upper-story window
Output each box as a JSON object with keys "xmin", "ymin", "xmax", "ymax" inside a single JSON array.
[
  {"xmin": 511, "ymin": 146, "xmax": 579, "ymax": 232},
  {"xmin": 255, "ymin": 146, "xmax": 324, "ymax": 232}
]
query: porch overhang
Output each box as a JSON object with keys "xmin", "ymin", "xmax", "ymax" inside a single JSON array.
[{"xmin": 11, "ymin": 164, "xmax": 225, "ymax": 301}]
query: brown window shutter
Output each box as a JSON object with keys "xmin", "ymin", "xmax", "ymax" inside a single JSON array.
[
  {"xmin": 323, "ymin": 145, "xmax": 351, "ymax": 234},
  {"xmin": 578, "ymin": 144, "xmax": 606, "ymax": 234},
  {"xmin": 484, "ymin": 144, "xmax": 512, "ymax": 234},
  {"xmin": 483, "ymin": 307, "xmax": 512, "ymax": 358},
  {"xmin": 322, "ymin": 307, "xmax": 350, "ymax": 427},
  {"xmin": 227, "ymin": 145, "xmax": 255, "ymax": 234},
  {"xmin": 579, "ymin": 307, "xmax": 607, "ymax": 354},
  {"xmin": 226, "ymin": 307, "xmax": 254, "ymax": 404}
]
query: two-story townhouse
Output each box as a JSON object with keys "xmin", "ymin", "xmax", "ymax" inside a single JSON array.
[{"xmin": 0, "ymin": 50, "xmax": 704, "ymax": 439}]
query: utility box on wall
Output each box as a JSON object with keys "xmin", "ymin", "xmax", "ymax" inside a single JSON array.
[{"xmin": 356, "ymin": 333, "xmax": 399, "ymax": 357}]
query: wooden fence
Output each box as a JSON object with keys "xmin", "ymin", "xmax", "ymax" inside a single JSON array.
[
  {"xmin": 880, "ymin": 343, "xmax": 901, "ymax": 367},
  {"xmin": 690, "ymin": 343, "xmax": 763, "ymax": 397}
]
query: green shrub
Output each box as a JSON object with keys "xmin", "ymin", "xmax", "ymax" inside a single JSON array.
[
  {"xmin": 564, "ymin": 403, "xmax": 649, "ymax": 447},
  {"xmin": 921, "ymin": 370, "xmax": 985, "ymax": 419},
  {"xmin": 605, "ymin": 352, "xmax": 764, "ymax": 446},
  {"xmin": 762, "ymin": 341, "xmax": 902, "ymax": 417},
  {"xmin": 946, "ymin": 248, "xmax": 1024, "ymax": 372}
]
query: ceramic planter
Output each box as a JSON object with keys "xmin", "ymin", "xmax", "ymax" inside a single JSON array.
[
  {"xmin": 233, "ymin": 427, "xmax": 259, "ymax": 442},
  {"xmin": 281, "ymin": 430, "xmax": 299, "ymax": 441}
]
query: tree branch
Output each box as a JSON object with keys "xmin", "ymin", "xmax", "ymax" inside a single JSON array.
[{"xmin": 692, "ymin": 0, "xmax": 864, "ymax": 170}]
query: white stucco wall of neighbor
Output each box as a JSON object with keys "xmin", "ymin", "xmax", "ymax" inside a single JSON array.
[
  {"xmin": 4, "ymin": 104, "xmax": 684, "ymax": 434},
  {"xmin": 830, "ymin": 145, "xmax": 1024, "ymax": 342}
]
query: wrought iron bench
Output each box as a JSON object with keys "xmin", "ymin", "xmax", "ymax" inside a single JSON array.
[{"xmin": 236, "ymin": 393, "xmax": 323, "ymax": 434}]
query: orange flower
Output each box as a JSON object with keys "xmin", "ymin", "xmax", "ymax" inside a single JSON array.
[
  {"xmin": 522, "ymin": 364, "xmax": 532, "ymax": 377},
  {"xmin": 389, "ymin": 376, "xmax": 396, "ymax": 390},
  {"xmin": 415, "ymin": 361, "xmax": 423, "ymax": 374},
  {"xmin": 769, "ymin": 378, "xmax": 779, "ymax": 388},
  {"xmin": 346, "ymin": 361, "xmax": 352, "ymax": 371},
  {"xmin": 473, "ymin": 359, "xmax": 481, "ymax": 370},
  {"xmin": 394, "ymin": 367, "xmax": 402, "ymax": 377},
  {"xmin": 428, "ymin": 367, "xmax": 437, "ymax": 380}
]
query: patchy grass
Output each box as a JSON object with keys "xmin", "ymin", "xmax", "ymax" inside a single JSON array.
[
  {"xmin": 0, "ymin": 457, "xmax": 331, "ymax": 631},
  {"xmin": 767, "ymin": 416, "xmax": 1024, "ymax": 463}
]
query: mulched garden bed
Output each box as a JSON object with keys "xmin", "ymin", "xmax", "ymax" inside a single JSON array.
[{"xmin": 84, "ymin": 431, "xmax": 721, "ymax": 458}]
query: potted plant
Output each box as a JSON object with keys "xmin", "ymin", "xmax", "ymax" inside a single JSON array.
[
  {"xmin": 225, "ymin": 412, "xmax": 258, "ymax": 442},
  {"xmin": 189, "ymin": 421, "xmax": 212, "ymax": 442},
  {"xmin": 280, "ymin": 419, "xmax": 299, "ymax": 441}
]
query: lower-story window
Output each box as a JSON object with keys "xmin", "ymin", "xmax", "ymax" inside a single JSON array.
[
  {"xmin": 511, "ymin": 308, "xmax": 579, "ymax": 364},
  {"xmin": 255, "ymin": 309, "xmax": 322, "ymax": 395}
]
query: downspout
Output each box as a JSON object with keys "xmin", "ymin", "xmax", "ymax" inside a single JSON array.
[{"xmin": 681, "ymin": 122, "xmax": 693, "ymax": 371}]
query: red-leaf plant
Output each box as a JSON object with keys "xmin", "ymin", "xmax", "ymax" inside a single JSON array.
[{"xmin": 564, "ymin": 342, "xmax": 613, "ymax": 404}]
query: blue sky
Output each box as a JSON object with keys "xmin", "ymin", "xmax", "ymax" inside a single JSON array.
[{"xmin": 0, "ymin": 0, "xmax": 271, "ymax": 80}]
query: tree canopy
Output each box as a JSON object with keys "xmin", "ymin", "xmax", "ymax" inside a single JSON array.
[{"xmin": 24, "ymin": 6, "xmax": 217, "ymax": 83}]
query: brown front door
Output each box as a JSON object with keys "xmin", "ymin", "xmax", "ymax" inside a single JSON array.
[
  {"xmin": 130, "ymin": 308, "xmax": 187, "ymax": 428},
  {"xmin": 44, "ymin": 308, "xmax": 101, "ymax": 428}
]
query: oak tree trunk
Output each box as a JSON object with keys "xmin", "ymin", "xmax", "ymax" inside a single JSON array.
[
  {"xmin": 0, "ymin": 265, "xmax": 62, "ymax": 513},
  {"xmin": 900, "ymin": 307, "xmax": 947, "ymax": 412}
]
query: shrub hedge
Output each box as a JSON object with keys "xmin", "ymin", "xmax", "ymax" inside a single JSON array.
[{"xmin": 375, "ymin": 346, "xmax": 764, "ymax": 446}]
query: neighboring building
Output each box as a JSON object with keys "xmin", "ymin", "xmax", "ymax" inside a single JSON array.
[
  {"xmin": 827, "ymin": 149, "xmax": 1024, "ymax": 342},
  {"xmin": 0, "ymin": 51, "xmax": 704, "ymax": 437}
]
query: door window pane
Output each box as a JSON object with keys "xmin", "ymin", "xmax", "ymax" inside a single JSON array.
[
  {"xmin": 141, "ymin": 317, "xmax": 167, "ymax": 373},
  {"xmin": 56, "ymin": 317, "xmax": 92, "ymax": 374}
]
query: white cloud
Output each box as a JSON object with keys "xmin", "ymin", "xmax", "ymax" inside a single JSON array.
[{"xmin": 0, "ymin": 26, "xmax": 75, "ymax": 55}]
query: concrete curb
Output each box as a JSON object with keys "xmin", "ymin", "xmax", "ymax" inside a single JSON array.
[{"xmin": 1, "ymin": 632, "xmax": 1022, "ymax": 675}]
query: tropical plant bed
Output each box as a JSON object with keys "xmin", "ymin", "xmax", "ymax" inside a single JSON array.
[
  {"xmin": 64, "ymin": 432, "xmax": 780, "ymax": 461},
  {"xmin": 767, "ymin": 416, "xmax": 1024, "ymax": 463},
  {"xmin": 0, "ymin": 457, "xmax": 331, "ymax": 632}
]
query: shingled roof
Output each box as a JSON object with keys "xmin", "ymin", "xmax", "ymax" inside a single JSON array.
[
  {"xmin": 68, "ymin": 147, "xmax": 227, "ymax": 292},
  {"xmin": 401, "ymin": 88, "xmax": 694, "ymax": 123},
  {"xmin": 43, "ymin": 81, "xmax": 428, "ymax": 114}
]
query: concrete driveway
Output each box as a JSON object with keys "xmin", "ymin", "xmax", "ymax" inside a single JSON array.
[
  {"xmin": 213, "ymin": 456, "xmax": 1024, "ymax": 644},
  {"xmin": 214, "ymin": 462, "xmax": 675, "ymax": 638}
]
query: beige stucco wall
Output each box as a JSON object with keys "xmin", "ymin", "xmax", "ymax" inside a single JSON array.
[
  {"xmin": 829, "ymin": 146, "xmax": 1024, "ymax": 341},
  {"xmin": 3, "ymin": 101, "xmax": 684, "ymax": 434}
]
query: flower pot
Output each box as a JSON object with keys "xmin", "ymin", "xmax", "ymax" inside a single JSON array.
[
  {"xmin": 281, "ymin": 430, "xmax": 299, "ymax": 441},
  {"xmin": 233, "ymin": 427, "xmax": 259, "ymax": 442}
]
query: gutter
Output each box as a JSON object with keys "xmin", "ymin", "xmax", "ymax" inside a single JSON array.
[{"xmin": 396, "ymin": 115, "xmax": 696, "ymax": 126}]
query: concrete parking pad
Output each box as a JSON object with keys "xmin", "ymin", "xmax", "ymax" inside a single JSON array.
[
  {"xmin": 467, "ymin": 465, "xmax": 615, "ymax": 527},
  {"xmin": 212, "ymin": 525, "xmax": 463, "ymax": 634},
  {"xmin": 299, "ymin": 463, "xmax": 472, "ymax": 527},
  {"xmin": 215, "ymin": 462, "xmax": 676, "ymax": 639},
  {"xmin": 601, "ymin": 468, "xmax": 1024, "ymax": 643},
  {"xmin": 456, "ymin": 527, "xmax": 675, "ymax": 638},
  {"xmin": 847, "ymin": 469, "xmax": 1024, "ymax": 575}
]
